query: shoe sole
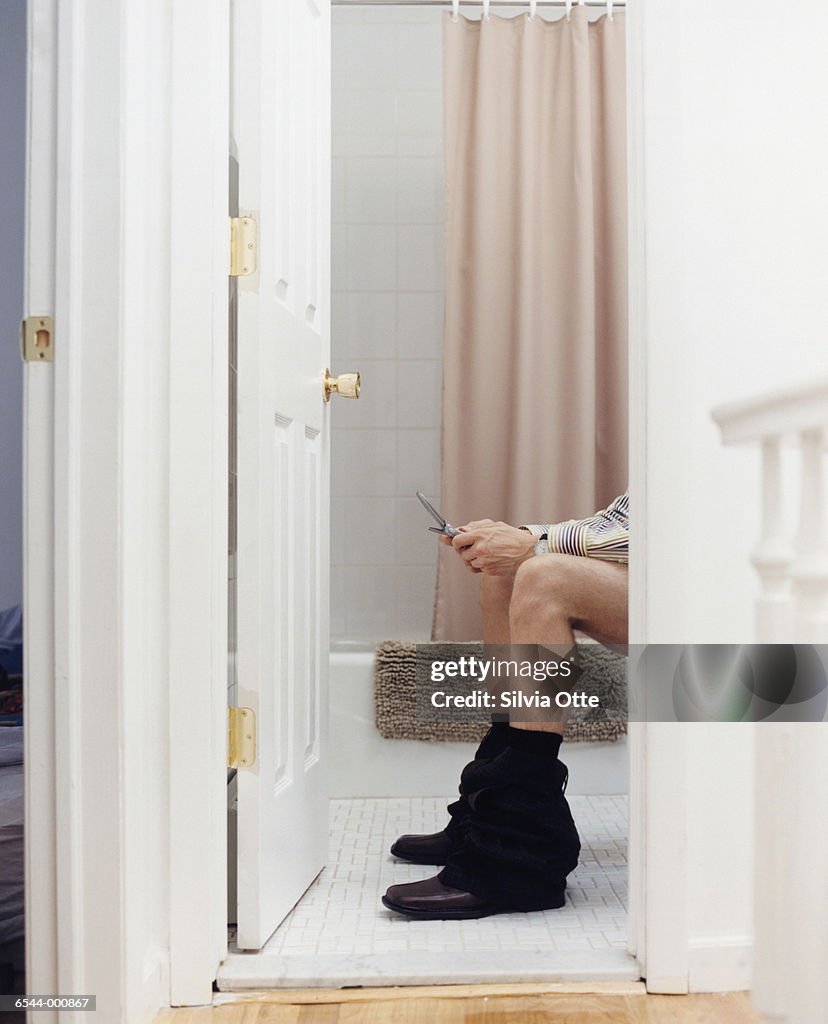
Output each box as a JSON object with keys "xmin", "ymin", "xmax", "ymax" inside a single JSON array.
[
  {"xmin": 381, "ymin": 894, "xmax": 500, "ymax": 920},
  {"xmin": 389, "ymin": 848, "xmax": 448, "ymax": 866},
  {"xmin": 381, "ymin": 892, "xmax": 567, "ymax": 919}
]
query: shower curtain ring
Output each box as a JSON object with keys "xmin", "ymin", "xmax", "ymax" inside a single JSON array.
[
  {"xmin": 528, "ymin": 0, "xmax": 537, "ymax": 19},
  {"xmin": 482, "ymin": 0, "xmax": 491, "ymax": 20},
  {"xmin": 565, "ymin": 0, "xmax": 573, "ymax": 19},
  {"xmin": 607, "ymin": 0, "xmax": 614, "ymax": 20},
  {"xmin": 451, "ymin": 0, "xmax": 459, "ymax": 21}
]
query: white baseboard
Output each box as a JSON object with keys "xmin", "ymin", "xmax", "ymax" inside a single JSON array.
[{"xmin": 688, "ymin": 936, "xmax": 753, "ymax": 993}]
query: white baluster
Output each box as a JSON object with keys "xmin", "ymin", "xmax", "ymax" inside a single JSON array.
[
  {"xmin": 791, "ymin": 427, "xmax": 828, "ymax": 642},
  {"xmin": 752, "ymin": 436, "xmax": 794, "ymax": 641}
]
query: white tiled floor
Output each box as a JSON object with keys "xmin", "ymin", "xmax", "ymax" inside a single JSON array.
[{"xmin": 218, "ymin": 796, "xmax": 638, "ymax": 989}]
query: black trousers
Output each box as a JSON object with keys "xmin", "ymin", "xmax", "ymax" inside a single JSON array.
[
  {"xmin": 444, "ymin": 721, "xmax": 511, "ymax": 838},
  {"xmin": 440, "ymin": 726, "xmax": 581, "ymax": 911}
]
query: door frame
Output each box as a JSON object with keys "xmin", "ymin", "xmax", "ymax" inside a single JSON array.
[
  {"xmin": 625, "ymin": 0, "xmax": 690, "ymax": 995},
  {"xmin": 166, "ymin": 0, "xmax": 231, "ymax": 1006},
  {"xmin": 23, "ymin": 0, "xmax": 59, "ymax": 1005},
  {"xmin": 24, "ymin": 0, "xmax": 230, "ymax": 1015},
  {"xmin": 24, "ymin": 0, "xmax": 690, "ymax": 1014}
]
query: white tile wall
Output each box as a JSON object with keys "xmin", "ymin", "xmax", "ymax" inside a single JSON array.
[
  {"xmin": 397, "ymin": 292, "xmax": 443, "ymax": 359},
  {"xmin": 331, "ymin": 8, "xmax": 446, "ymax": 645},
  {"xmin": 397, "ymin": 224, "xmax": 444, "ymax": 292},
  {"xmin": 332, "ymin": 429, "xmax": 397, "ymax": 498},
  {"xmin": 397, "ymin": 157, "xmax": 443, "ymax": 224},
  {"xmin": 396, "ymin": 429, "xmax": 440, "ymax": 495},
  {"xmin": 333, "ymin": 292, "xmax": 396, "ymax": 360},
  {"xmin": 343, "ymin": 225, "xmax": 397, "ymax": 291},
  {"xmin": 396, "ymin": 360, "xmax": 442, "ymax": 428}
]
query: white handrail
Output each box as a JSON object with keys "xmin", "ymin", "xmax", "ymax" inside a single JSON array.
[
  {"xmin": 711, "ymin": 377, "xmax": 828, "ymax": 446},
  {"xmin": 713, "ymin": 378, "xmax": 828, "ymax": 645}
]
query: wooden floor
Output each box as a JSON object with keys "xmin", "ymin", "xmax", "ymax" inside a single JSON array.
[{"xmin": 155, "ymin": 984, "xmax": 760, "ymax": 1023}]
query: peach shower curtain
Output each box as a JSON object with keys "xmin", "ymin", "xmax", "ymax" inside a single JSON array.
[{"xmin": 433, "ymin": 7, "xmax": 628, "ymax": 641}]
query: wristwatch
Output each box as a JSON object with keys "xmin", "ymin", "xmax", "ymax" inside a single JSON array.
[{"xmin": 519, "ymin": 525, "xmax": 550, "ymax": 558}]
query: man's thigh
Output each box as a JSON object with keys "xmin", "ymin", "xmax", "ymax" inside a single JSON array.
[{"xmin": 539, "ymin": 555, "xmax": 629, "ymax": 645}]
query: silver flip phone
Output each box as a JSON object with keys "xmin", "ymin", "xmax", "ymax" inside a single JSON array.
[{"xmin": 416, "ymin": 491, "xmax": 461, "ymax": 538}]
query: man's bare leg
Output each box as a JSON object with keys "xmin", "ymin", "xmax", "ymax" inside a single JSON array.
[
  {"xmin": 506, "ymin": 555, "xmax": 628, "ymax": 734},
  {"xmin": 428, "ymin": 556, "xmax": 610, "ymax": 906},
  {"xmin": 480, "ymin": 573, "xmax": 515, "ymax": 643}
]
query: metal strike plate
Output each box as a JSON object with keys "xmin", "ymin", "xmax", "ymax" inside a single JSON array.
[
  {"xmin": 227, "ymin": 706, "xmax": 257, "ymax": 768},
  {"xmin": 21, "ymin": 315, "xmax": 54, "ymax": 362}
]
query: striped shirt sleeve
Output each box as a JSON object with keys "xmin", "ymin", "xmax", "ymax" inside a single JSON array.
[{"xmin": 519, "ymin": 491, "xmax": 629, "ymax": 564}]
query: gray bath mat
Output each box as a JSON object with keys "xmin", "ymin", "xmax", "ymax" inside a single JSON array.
[{"xmin": 374, "ymin": 640, "xmax": 627, "ymax": 744}]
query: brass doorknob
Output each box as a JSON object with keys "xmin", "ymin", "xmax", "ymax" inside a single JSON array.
[{"xmin": 323, "ymin": 368, "xmax": 361, "ymax": 402}]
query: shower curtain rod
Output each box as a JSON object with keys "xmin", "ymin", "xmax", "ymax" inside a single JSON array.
[{"xmin": 332, "ymin": 1, "xmax": 625, "ymax": 7}]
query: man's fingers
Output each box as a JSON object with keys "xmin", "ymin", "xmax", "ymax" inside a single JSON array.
[
  {"xmin": 452, "ymin": 531, "xmax": 479, "ymax": 550},
  {"xmin": 455, "ymin": 540, "xmax": 479, "ymax": 561}
]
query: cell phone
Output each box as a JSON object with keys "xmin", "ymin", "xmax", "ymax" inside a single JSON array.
[{"xmin": 416, "ymin": 491, "xmax": 461, "ymax": 538}]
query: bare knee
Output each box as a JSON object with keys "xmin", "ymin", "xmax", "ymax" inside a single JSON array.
[{"xmin": 510, "ymin": 555, "xmax": 574, "ymax": 619}]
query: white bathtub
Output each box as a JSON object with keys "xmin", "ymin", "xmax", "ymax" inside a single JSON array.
[{"xmin": 328, "ymin": 649, "xmax": 628, "ymax": 798}]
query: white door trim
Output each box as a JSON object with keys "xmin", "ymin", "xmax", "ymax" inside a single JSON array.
[
  {"xmin": 626, "ymin": 0, "xmax": 690, "ymax": 995},
  {"xmin": 50, "ymin": 0, "xmax": 128, "ymax": 1010},
  {"xmin": 625, "ymin": 0, "xmax": 648, "ymax": 972},
  {"xmin": 23, "ymin": 0, "xmax": 59, "ymax": 1006},
  {"xmin": 167, "ymin": 0, "xmax": 230, "ymax": 1005},
  {"xmin": 24, "ymin": 0, "xmax": 230, "ymax": 1016}
]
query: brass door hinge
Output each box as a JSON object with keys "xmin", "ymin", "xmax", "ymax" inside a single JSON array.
[
  {"xmin": 21, "ymin": 315, "xmax": 54, "ymax": 362},
  {"xmin": 229, "ymin": 216, "xmax": 257, "ymax": 277},
  {"xmin": 227, "ymin": 706, "xmax": 257, "ymax": 768}
]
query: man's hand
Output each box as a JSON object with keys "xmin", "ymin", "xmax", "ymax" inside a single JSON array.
[{"xmin": 443, "ymin": 520, "xmax": 537, "ymax": 576}]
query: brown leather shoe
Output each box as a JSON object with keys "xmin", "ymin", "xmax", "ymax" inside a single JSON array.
[
  {"xmin": 390, "ymin": 829, "xmax": 454, "ymax": 865},
  {"xmin": 382, "ymin": 874, "xmax": 498, "ymax": 920}
]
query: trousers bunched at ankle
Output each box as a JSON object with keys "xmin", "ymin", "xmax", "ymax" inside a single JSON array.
[
  {"xmin": 439, "ymin": 725, "xmax": 581, "ymax": 912},
  {"xmin": 443, "ymin": 721, "xmax": 511, "ymax": 840}
]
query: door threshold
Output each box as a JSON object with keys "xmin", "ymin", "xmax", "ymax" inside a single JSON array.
[
  {"xmin": 213, "ymin": 979, "xmax": 646, "ymax": 1003},
  {"xmin": 221, "ymin": 795, "xmax": 634, "ymax": 990},
  {"xmin": 215, "ymin": 948, "xmax": 641, "ymax": 991}
]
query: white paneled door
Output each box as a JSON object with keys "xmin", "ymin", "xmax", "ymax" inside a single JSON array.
[{"xmin": 233, "ymin": 0, "xmax": 332, "ymax": 950}]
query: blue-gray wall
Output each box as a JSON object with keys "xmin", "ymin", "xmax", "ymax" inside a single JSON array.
[{"xmin": 0, "ymin": 1, "xmax": 26, "ymax": 610}]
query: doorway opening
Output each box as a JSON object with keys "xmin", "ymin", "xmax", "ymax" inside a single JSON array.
[{"xmin": 221, "ymin": 0, "xmax": 634, "ymax": 990}]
